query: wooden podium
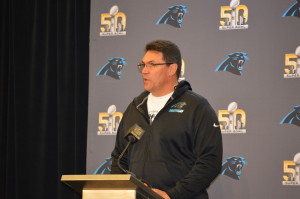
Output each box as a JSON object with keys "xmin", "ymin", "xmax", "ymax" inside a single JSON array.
[{"xmin": 61, "ymin": 174, "xmax": 163, "ymax": 199}]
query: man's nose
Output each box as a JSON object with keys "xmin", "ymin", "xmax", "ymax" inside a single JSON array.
[{"xmin": 142, "ymin": 66, "xmax": 149, "ymax": 73}]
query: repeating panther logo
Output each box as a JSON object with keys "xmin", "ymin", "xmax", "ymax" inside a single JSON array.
[
  {"xmin": 93, "ymin": 157, "xmax": 112, "ymax": 174},
  {"xmin": 215, "ymin": 52, "xmax": 249, "ymax": 75},
  {"xmin": 221, "ymin": 156, "xmax": 246, "ymax": 180},
  {"xmin": 282, "ymin": 1, "xmax": 300, "ymax": 18},
  {"xmin": 156, "ymin": 5, "xmax": 188, "ymax": 28},
  {"xmin": 96, "ymin": 57, "xmax": 127, "ymax": 79},
  {"xmin": 280, "ymin": 105, "xmax": 300, "ymax": 127}
]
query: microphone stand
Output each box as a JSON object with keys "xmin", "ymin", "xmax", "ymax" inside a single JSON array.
[{"xmin": 117, "ymin": 136, "xmax": 137, "ymax": 177}]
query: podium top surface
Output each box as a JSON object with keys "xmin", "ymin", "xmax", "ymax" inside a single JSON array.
[
  {"xmin": 61, "ymin": 174, "xmax": 163, "ymax": 199},
  {"xmin": 61, "ymin": 174, "xmax": 138, "ymax": 192},
  {"xmin": 61, "ymin": 174, "xmax": 132, "ymax": 182}
]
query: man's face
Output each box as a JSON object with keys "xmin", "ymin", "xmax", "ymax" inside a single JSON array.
[{"xmin": 141, "ymin": 50, "xmax": 171, "ymax": 97}]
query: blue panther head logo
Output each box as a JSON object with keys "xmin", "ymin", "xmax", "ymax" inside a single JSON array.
[
  {"xmin": 280, "ymin": 105, "xmax": 300, "ymax": 127},
  {"xmin": 169, "ymin": 102, "xmax": 187, "ymax": 113},
  {"xmin": 215, "ymin": 52, "xmax": 249, "ymax": 75},
  {"xmin": 156, "ymin": 5, "xmax": 188, "ymax": 28},
  {"xmin": 221, "ymin": 156, "xmax": 246, "ymax": 180},
  {"xmin": 93, "ymin": 157, "xmax": 112, "ymax": 174},
  {"xmin": 282, "ymin": 1, "xmax": 300, "ymax": 18},
  {"xmin": 96, "ymin": 57, "xmax": 127, "ymax": 79}
]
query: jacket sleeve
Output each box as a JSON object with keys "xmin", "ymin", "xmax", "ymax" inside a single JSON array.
[
  {"xmin": 166, "ymin": 103, "xmax": 223, "ymax": 199},
  {"xmin": 110, "ymin": 109, "xmax": 129, "ymax": 174}
]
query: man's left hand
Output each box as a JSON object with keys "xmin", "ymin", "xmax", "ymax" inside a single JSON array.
[{"xmin": 152, "ymin": 188, "xmax": 170, "ymax": 199}]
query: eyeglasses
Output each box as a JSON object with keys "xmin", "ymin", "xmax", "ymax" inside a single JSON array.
[{"xmin": 137, "ymin": 62, "xmax": 173, "ymax": 73}]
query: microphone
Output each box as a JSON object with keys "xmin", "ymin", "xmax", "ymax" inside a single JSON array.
[
  {"xmin": 117, "ymin": 124, "xmax": 145, "ymax": 176},
  {"xmin": 124, "ymin": 123, "xmax": 145, "ymax": 143}
]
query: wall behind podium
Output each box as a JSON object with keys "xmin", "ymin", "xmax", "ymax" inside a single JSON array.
[{"xmin": 87, "ymin": 1, "xmax": 300, "ymax": 198}]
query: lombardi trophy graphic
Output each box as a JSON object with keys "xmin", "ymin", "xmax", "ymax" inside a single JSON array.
[
  {"xmin": 109, "ymin": 5, "xmax": 119, "ymax": 34},
  {"xmin": 178, "ymin": 59, "xmax": 186, "ymax": 81},
  {"xmin": 230, "ymin": 0, "xmax": 240, "ymax": 26},
  {"xmin": 294, "ymin": 153, "xmax": 300, "ymax": 183},
  {"xmin": 296, "ymin": 46, "xmax": 300, "ymax": 76},
  {"xmin": 228, "ymin": 102, "xmax": 238, "ymax": 131},
  {"xmin": 107, "ymin": 105, "xmax": 116, "ymax": 132}
]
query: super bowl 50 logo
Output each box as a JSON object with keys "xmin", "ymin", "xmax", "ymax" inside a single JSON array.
[
  {"xmin": 283, "ymin": 153, "xmax": 300, "ymax": 185},
  {"xmin": 219, "ymin": 0, "xmax": 249, "ymax": 30},
  {"xmin": 98, "ymin": 105, "xmax": 123, "ymax": 135},
  {"xmin": 100, "ymin": 5, "xmax": 126, "ymax": 36},
  {"xmin": 218, "ymin": 102, "xmax": 246, "ymax": 134},
  {"xmin": 283, "ymin": 46, "xmax": 300, "ymax": 78}
]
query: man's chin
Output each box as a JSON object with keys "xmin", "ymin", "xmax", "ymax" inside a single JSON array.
[{"xmin": 143, "ymin": 85, "xmax": 151, "ymax": 92}]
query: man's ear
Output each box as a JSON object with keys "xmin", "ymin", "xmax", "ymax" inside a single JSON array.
[{"xmin": 168, "ymin": 63, "xmax": 178, "ymax": 77}]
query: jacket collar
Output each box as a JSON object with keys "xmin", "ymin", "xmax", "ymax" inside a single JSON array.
[{"xmin": 134, "ymin": 80, "xmax": 192, "ymax": 107}]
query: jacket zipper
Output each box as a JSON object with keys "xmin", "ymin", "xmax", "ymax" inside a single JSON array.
[
  {"xmin": 136, "ymin": 95, "xmax": 175, "ymax": 181},
  {"xmin": 136, "ymin": 96, "xmax": 151, "ymax": 179}
]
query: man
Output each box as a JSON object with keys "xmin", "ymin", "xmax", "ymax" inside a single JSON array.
[{"xmin": 110, "ymin": 40, "xmax": 222, "ymax": 199}]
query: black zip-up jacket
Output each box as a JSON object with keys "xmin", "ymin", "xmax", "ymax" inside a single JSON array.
[{"xmin": 111, "ymin": 80, "xmax": 223, "ymax": 199}]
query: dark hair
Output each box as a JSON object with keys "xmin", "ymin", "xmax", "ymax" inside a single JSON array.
[{"xmin": 145, "ymin": 40, "xmax": 182, "ymax": 79}]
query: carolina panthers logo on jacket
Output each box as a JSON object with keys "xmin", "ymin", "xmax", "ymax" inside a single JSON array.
[
  {"xmin": 215, "ymin": 52, "xmax": 249, "ymax": 75},
  {"xmin": 282, "ymin": 1, "xmax": 300, "ymax": 18},
  {"xmin": 221, "ymin": 156, "xmax": 246, "ymax": 180},
  {"xmin": 93, "ymin": 157, "xmax": 112, "ymax": 174},
  {"xmin": 96, "ymin": 57, "xmax": 127, "ymax": 79},
  {"xmin": 280, "ymin": 105, "xmax": 300, "ymax": 127},
  {"xmin": 156, "ymin": 5, "xmax": 188, "ymax": 28},
  {"xmin": 169, "ymin": 102, "xmax": 187, "ymax": 113}
]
